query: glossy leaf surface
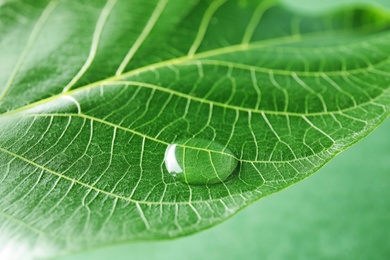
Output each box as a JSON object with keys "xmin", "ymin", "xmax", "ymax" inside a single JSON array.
[{"xmin": 0, "ymin": 0, "xmax": 389, "ymax": 258}]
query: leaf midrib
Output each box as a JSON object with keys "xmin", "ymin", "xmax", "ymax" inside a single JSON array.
[
  {"xmin": 1, "ymin": 30, "xmax": 389, "ymax": 119},
  {"xmin": 0, "ymin": 20, "xmax": 388, "ymax": 209}
]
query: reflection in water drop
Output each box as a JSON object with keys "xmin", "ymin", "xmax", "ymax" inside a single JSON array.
[
  {"xmin": 164, "ymin": 144, "xmax": 183, "ymax": 175},
  {"xmin": 164, "ymin": 139, "xmax": 238, "ymax": 185}
]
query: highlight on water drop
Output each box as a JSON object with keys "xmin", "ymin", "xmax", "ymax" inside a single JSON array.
[
  {"xmin": 164, "ymin": 138, "xmax": 238, "ymax": 185},
  {"xmin": 164, "ymin": 144, "xmax": 183, "ymax": 175}
]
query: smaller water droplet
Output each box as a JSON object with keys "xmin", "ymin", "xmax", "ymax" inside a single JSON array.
[{"xmin": 164, "ymin": 138, "xmax": 238, "ymax": 185}]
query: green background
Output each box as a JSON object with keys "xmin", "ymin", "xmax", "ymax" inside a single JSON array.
[
  {"xmin": 282, "ymin": 0, "xmax": 390, "ymax": 12},
  {"xmin": 59, "ymin": 119, "xmax": 390, "ymax": 259}
]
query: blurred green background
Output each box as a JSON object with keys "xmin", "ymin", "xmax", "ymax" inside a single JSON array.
[
  {"xmin": 58, "ymin": 0, "xmax": 390, "ymax": 259},
  {"xmin": 281, "ymin": 0, "xmax": 390, "ymax": 12},
  {"xmin": 59, "ymin": 119, "xmax": 390, "ymax": 260}
]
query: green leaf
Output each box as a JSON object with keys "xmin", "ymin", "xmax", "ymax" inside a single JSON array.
[
  {"xmin": 0, "ymin": 0, "xmax": 389, "ymax": 258},
  {"xmin": 58, "ymin": 119, "xmax": 390, "ymax": 260}
]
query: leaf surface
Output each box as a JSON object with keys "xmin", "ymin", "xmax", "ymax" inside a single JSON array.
[{"xmin": 0, "ymin": 0, "xmax": 389, "ymax": 258}]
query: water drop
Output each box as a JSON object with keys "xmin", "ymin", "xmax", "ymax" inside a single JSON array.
[{"xmin": 164, "ymin": 139, "xmax": 238, "ymax": 185}]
